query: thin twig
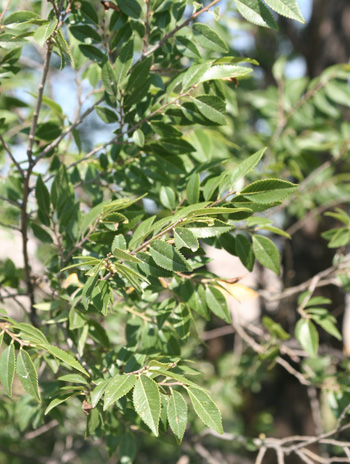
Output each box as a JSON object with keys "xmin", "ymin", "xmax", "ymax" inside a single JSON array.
[
  {"xmin": 0, "ymin": 0, "xmax": 11, "ymax": 24},
  {"xmin": 255, "ymin": 447, "xmax": 267, "ymax": 464},
  {"xmin": 35, "ymin": 96, "xmax": 104, "ymax": 165},
  {"xmin": 59, "ymin": 325, "xmax": 93, "ymax": 376},
  {"xmin": 144, "ymin": 0, "xmax": 222, "ymax": 57},
  {"xmin": 24, "ymin": 420, "xmax": 59, "ymax": 440},
  {"xmin": 0, "ymin": 195, "xmax": 22, "ymax": 208},
  {"xmin": 0, "ymin": 220, "xmax": 21, "ymax": 231},
  {"xmin": 0, "ymin": 133, "xmax": 24, "ymax": 176},
  {"xmin": 27, "ymin": 45, "xmax": 53, "ymax": 164}
]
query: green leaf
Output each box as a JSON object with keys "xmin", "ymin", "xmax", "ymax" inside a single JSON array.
[
  {"xmin": 240, "ymin": 179, "xmax": 298, "ymax": 203},
  {"xmin": 16, "ymin": 350, "xmax": 41, "ymax": 402},
  {"xmin": 79, "ymin": 44, "xmax": 104, "ymax": 61},
  {"xmin": 114, "ymin": 38, "xmax": 134, "ymax": 86},
  {"xmin": 58, "ymin": 373, "xmax": 88, "ymax": 384},
  {"xmin": 117, "ymin": 0, "xmax": 142, "ymax": 18},
  {"xmin": 176, "ymin": 36, "xmax": 201, "ymax": 59},
  {"xmin": 41, "ymin": 344, "xmax": 88, "ymax": 376},
  {"xmin": 182, "ymin": 62, "xmax": 212, "ymax": 90},
  {"xmin": 193, "ymin": 23, "xmax": 228, "ymax": 53},
  {"xmin": 3, "ymin": 11, "xmax": 39, "ymax": 25},
  {"xmin": 325, "ymin": 209, "xmax": 350, "ymax": 226},
  {"xmin": 188, "ymin": 220, "xmax": 234, "ymax": 238},
  {"xmin": 56, "ymin": 30, "xmax": 75, "ymax": 68},
  {"xmin": 295, "ymin": 319, "xmax": 319, "ymax": 357},
  {"xmin": 205, "ymin": 286, "xmax": 231, "ymax": 323},
  {"xmin": 198, "ymin": 64, "xmax": 253, "ymax": 85},
  {"xmin": 31, "ymin": 222, "xmax": 53, "ymax": 244},
  {"xmin": 16, "ymin": 322, "xmax": 48, "ymax": 345},
  {"xmin": 150, "ymin": 240, "xmax": 192, "ymax": 272},
  {"xmin": 173, "ymin": 303, "xmax": 191, "ymax": 342},
  {"xmin": 328, "ymin": 228, "xmax": 350, "ymax": 248},
  {"xmin": 259, "ymin": 225, "xmax": 291, "ymax": 239},
  {"xmin": 133, "ymin": 375, "xmax": 161, "ymax": 436},
  {"xmin": 138, "ymin": 253, "xmax": 173, "ymax": 278},
  {"xmin": 252, "ymin": 235, "xmax": 280, "ymax": 275},
  {"xmin": 236, "ymin": 234, "xmax": 254, "ymax": 271},
  {"xmin": 45, "ymin": 394, "xmax": 74, "ymax": 415},
  {"xmin": 101, "ymin": 61, "xmax": 118, "ymax": 97},
  {"xmin": 174, "ymin": 228, "xmax": 199, "ymax": 252},
  {"xmin": 33, "ymin": 19, "xmax": 57, "ymax": 46},
  {"xmin": 262, "ymin": 316, "xmax": 290, "ymax": 340},
  {"xmin": 308, "ymin": 313, "xmax": 342, "ymax": 341},
  {"xmin": 129, "ymin": 216, "xmax": 156, "ymax": 249},
  {"xmin": 126, "ymin": 56, "xmax": 152, "ymax": 92},
  {"xmin": 188, "ymin": 388, "xmax": 223, "ymax": 434},
  {"xmin": 223, "ymin": 148, "xmax": 266, "ymax": 190},
  {"xmin": 0, "ymin": 344, "xmax": 15, "ymax": 396},
  {"xmin": 193, "ymin": 95, "xmax": 226, "ymax": 125},
  {"xmin": 263, "ymin": 0, "xmax": 305, "ymax": 23},
  {"xmin": 119, "ymin": 433, "xmax": 137, "ymax": 464},
  {"xmin": 95, "ymin": 106, "xmax": 118, "ymax": 124},
  {"xmin": 35, "ymin": 174, "xmax": 50, "ymax": 226},
  {"xmin": 148, "ymin": 367, "xmax": 207, "ymax": 391},
  {"xmin": 80, "ymin": 1, "xmax": 99, "ymax": 23},
  {"xmin": 104, "ymin": 374, "xmax": 137, "ymax": 410},
  {"xmin": 36, "ymin": 121, "xmax": 61, "ymax": 141},
  {"xmin": 160, "ymin": 186, "xmax": 176, "ymax": 210},
  {"xmin": 82, "ymin": 269, "xmax": 100, "ymax": 310},
  {"xmin": 70, "ymin": 25, "xmax": 101, "ymax": 43},
  {"xmin": 91, "ymin": 379, "xmax": 110, "ymax": 408},
  {"xmin": 113, "ymin": 247, "xmax": 142, "ymax": 263},
  {"xmin": 187, "ymin": 173, "xmax": 200, "ymax": 205},
  {"xmin": 235, "ymin": 0, "xmax": 278, "ymax": 29},
  {"xmin": 133, "ymin": 129, "xmax": 145, "ymax": 147},
  {"xmin": 167, "ymin": 390, "xmax": 188, "ymax": 443}
]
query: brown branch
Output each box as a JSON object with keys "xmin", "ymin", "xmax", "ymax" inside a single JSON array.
[
  {"xmin": 21, "ymin": 173, "xmax": 37, "ymax": 325},
  {"xmin": 270, "ymin": 73, "xmax": 337, "ymax": 145},
  {"xmin": 26, "ymin": 45, "xmax": 53, "ymax": 164},
  {"xmin": 24, "ymin": 420, "xmax": 59, "ymax": 440},
  {"xmin": 259, "ymin": 253, "xmax": 350, "ymax": 303},
  {"xmin": 0, "ymin": 323, "xmax": 31, "ymax": 347},
  {"xmin": 0, "ymin": 0, "xmax": 11, "ymax": 25}
]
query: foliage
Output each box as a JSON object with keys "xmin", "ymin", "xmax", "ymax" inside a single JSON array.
[{"xmin": 0, "ymin": 0, "xmax": 350, "ymax": 463}]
